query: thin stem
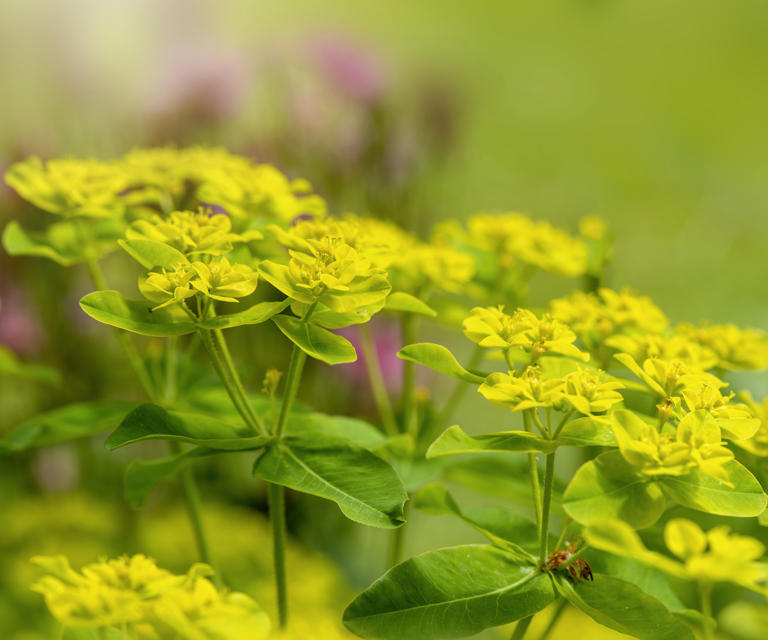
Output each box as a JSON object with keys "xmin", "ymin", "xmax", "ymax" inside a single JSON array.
[
  {"xmin": 510, "ymin": 615, "xmax": 534, "ymax": 640},
  {"xmin": 531, "ymin": 410, "xmax": 548, "ymax": 438},
  {"xmin": 552, "ymin": 410, "xmax": 575, "ymax": 440},
  {"xmin": 400, "ymin": 312, "xmax": 417, "ymax": 436},
  {"xmin": 274, "ymin": 345, "xmax": 307, "ymax": 438},
  {"xmin": 537, "ymin": 599, "xmax": 567, "ymax": 640},
  {"xmin": 164, "ymin": 335, "xmax": 179, "ymax": 404},
  {"xmin": 269, "ymin": 483, "xmax": 289, "ymax": 628},
  {"xmin": 523, "ymin": 413, "xmax": 543, "ymax": 532},
  {"xmin": 699, "ymin": 581, "xmax": 714, "ymax": 640},
  {"xmin": 211, "ymin": 327, "xmax": 265, "ymax": 433},
  {"xmin": 387, "ymin": 501, "xmax": 411, "ymax": 568},
  {"xmin": 539, "ymin": 452, "xmax": 556, "ymax": 564},
  {"xmin": 359, "ymin": 323, "xmax": 399, "ymax": 437}
]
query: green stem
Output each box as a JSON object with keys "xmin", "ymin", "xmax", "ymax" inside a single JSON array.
[
  {"xmin": 164, "ymin": 336, "xmax": 179, "ymax": 404},
  {"xmin": 523, "ymin": 413, "xmax": 543, "ymax": 533},
  {"xmin": 510, "ymin": 615, "xmax": 534, "ymax": 640},
  {"xmin": 699, "ymin": 581, "xmax": 714, "ymax": 640},
  {"xmin": 269, "ymin": 482, "xmax": 289, "ymax": 628},
  {"xmin": 274, "ymin": 345, "xmax": 307, "ymax": 438},
  {"xmin": 400, "ymin": 312, "xmax": 417, "ymax": 436},
  {"xmin": 387, "ymin": 501, "xmax": 411, "ymax": 568},
  {"xmin": 211, "ymin": 327, "xmax": 265, "ymax": 433},
  {"xmin": 539, "ymin": 452, "xmax": 556, "ymax": 565},
  {"xmin": 537, "ymin": 599, "xmax": 567, "ymax": 640},
  {"xmin": 359, "ymin": 323, "xmax": 399, "ymax": 437}
]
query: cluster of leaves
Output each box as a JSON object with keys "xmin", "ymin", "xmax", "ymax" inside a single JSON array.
[{"xmin": 4, "ymin": 146, "xmax": 768, "ymax": 640}]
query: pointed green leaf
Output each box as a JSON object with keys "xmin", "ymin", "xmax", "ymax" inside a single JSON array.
[
  {"xmin": 106, "ymin": 403, "xmax": 272, "ymax": 451},
  {"xmin": 124, "ymin": 447, "xmax": 217, "ymax": 507},
  {"xmin": 2, "ymin": 220, "xmax": 83, "ymax": 265},
  {"xmin": 252, "ymin": 433, "xmax": 406, "ymax": 528},
  {"xmin": 555, "ymin": 574, "xmax": 695, "ymax": 640},
  {"xmin": 1, "ymin": 401, "xmax": 136, "ymax": 451},
  {"xmin": 286, "ymin": 413, "xmax": 387, "ymax": 450},
  {"xmin": 384, "ymin": 292, "xmax": 437, "ymax": 317},
  {"xmin": 272, "ymin": 314, "xmax": 357, "ymax": 364},
  {"xmin": 659, "ymin": 460, "xmax": 767, "ymax": 517},
  {"xmin": 118, "ymin": 238, "xmax": 188, "ymax": 269},
  {"xmin": 321, "ymin": 274, "xmax": 391, "ymax": 313},
  {"xmin": 397, "ymin": 343, "xmax": 485, "ymax": 384},
  {"xmin": 427, "ymin": 425, "xmax": 557, "ymax": 458},
  {"xmin": 563, "ymin": 450, "xmax": 666, "ymax": 529},
  {"xmin": 198, "ymin": 299, "xmax": 290, "ymax": 329},
  {"xmin": 0, "ymin": 345, "xmax": 60, "ymax": 385},
  {"xmin": 80, "ymin": 290, "xmax": 196, "ymax": 337},
  {"xmin": 343, "ymin": 545, "xmax": 556, "ymax": 640},
  {"xmin": 557, "ymin": 416, "xmax": 616, "ymax": 447},
  {"xmin": 414, "ymin": 483, "xmax": 538, "ymax": 560}
]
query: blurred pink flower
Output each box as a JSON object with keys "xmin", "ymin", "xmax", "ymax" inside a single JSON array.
[
  {"xmin": 338, "ymin": 319, "xmax": 403, "ymax": 392},
  {"xmin": 0, "ymin": 285, "xmax": 43, "ymax": 355},
  {"xmin": 310, "ymin": 34, "xmax": 388, "ymax": 103}
]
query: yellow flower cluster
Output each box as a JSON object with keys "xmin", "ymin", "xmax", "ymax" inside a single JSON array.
[
  {"xmin": 676, "ymin": 322, "xmax": 768, "ymax": 371},
  {"xmin": 127, "ymin": 210, "xmax": 263, "ymax": 257},
  {"xmin": 463, "ymin": 306, "xmax": 587, "ymax": 363},
  {"xmin": 31, "ymin": 554, "xmax": 269, "ymax": 639},
  {"xmin": 478, "ymin": 365, "xmax": 623, "ymax": 415},
  {"xmin": 611, "ymin": 410, "xmax": 734, "ymax": 483},
  {"xmin": 734, "ymin": 393, "xmax": 768, "ymax": 456},
  {"xmin": 664, "ymin": 519, "xmax": 767, "ymax": 586},
  {"xmin": 260, "ymin": 220, "xmax": 390, "ymax": 314}
]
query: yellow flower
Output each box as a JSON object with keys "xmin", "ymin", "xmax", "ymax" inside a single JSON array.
[
  {"xmin": 733, "ymin": 393, "xmax": 768, "ymax": 456},
  {"xmin": 681, "ymin": 386, "xmax": 760, "ymax": 441},
  {"xmin": 611, "ymin": 410, "xmax": 734, "ymax": 483},
  {"xmin": 561, "ymin": 367, "xmax": 624, "ymax": 415},
  {"xmin": 140, "ymin": 263, "xmax": 198, "ymax": 310},
  {"xmin": 478, "ymin": 366, "xmax": 565, "ymax": 412},
  {"xmin": 260, "ymin": 226, "xmax": 391, "ymax": 313},
  {"xmin": 463, "ymin": 306, "xmax": 587, "ymax": 363},
  {"xmin": 605, "ymin": 333, "xmax": 718, "ymax": 371},
  {"xmin": 127, "ymin": 210, "xmax": 262, "ymax": 257},
  {"xmin": 614, "ymin": 354, "xmax": 724, "ymax": 401},
  {"xmin": 578, "ymin": 215, "xmax": 607, "ymax": 241},
  {"xmin": 191, "ymin": 257, "xmax": 260, "ymax": 303},
  {"xmin": 5, "ymin": 156, "xmax": 129, "ymax": 219},
  {"xmin": 677, "ymin": 323, "xmax": 768, "ymax": 371},
  {"xmin": 665, "ymin": 519, "xmax": 767, "ymax": 586},
  {"xmin": 31, "ymin": 555, "xmax": 270, "ymax": 640}
]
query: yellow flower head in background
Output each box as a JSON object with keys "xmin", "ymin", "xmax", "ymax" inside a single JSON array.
[
  {"xmin": 31, "ymin": 555, "xmax": 270, "ymax": 640},
  {"xmin": 664, "ymin": 519, "xmax": 767, "ymax": 586},
  {"xmin": 676, "ymin": 323, "xmax": 768, "ymax": 371},
  {"xmin": 127, "ymin": 210, "xmax": 263, "ymax": 257},
  {"xmin": 5, "ymin": 157, "xmax": 129, "ymax": 219},
  {"xmin": 605, "ymin": 333, "xmax": 718, "ymax": 371},
  {"xmin": 579, "ymin": 215, "xmax": 608, "ymax": 241},
  {"xmin": 733, "ymin": 393, "xmax": 768, "ymax": 457},
  {"xmin": 478, "ymin": 365, "xmax": 565, "ymax": 411}
]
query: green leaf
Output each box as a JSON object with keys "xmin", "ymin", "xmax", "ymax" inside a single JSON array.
[
  {"xmin": 397, "ymin": 343, "xmax": 485, "ymax": 384},
  {"xmin": 557, "ymin": 416, "xmax": 616, "ymax": 447},
  {"xmin": 80, "ymin": 290, "xmax": 196, "ymax": 337},
  {"xmin": 563, "ymin": 450, "xmax": 666, "ymax": 529},
  {"xmin": 427, "ymin": 425, "xmax": 557, "ymax": 458},
  {"xmin": 0, "ymin": 345, "xmax": 60, "ymax": 385},
  {"xmin": 198, "ymin": 299, "xmax": 290, "ymax": 329},
  {"xmin": 384, "ymin": 292, "xmax": 437, "ymax": 317},
  {"xmin": 272, "ymin": 314, "xmax": 357, "ymax": 364},
  {"xmin": 414, "ymin": 483, "xmax": 538, "ymax": 560},
  {"xmin": 2, "ymin": 220, "xmax": 84, "ymax": 265},
  {"xmin": 252, "ymin": 433, "xmax": 406, "ymax": 528},
  {"xmin": 124, "ymin": 447, "xmax": 217, "ymax": 507},
  {"xmin": 555, "ymin": 574, "xmax": 695, "ymax": 640},
  {"xmin": 321, "ymin": 274, "xmax": 391, "ymax": 313},
  {"xmin": 106, "ymin": 403, "xmax": 272, "ymax": 451},
  {"xmin": 343, "ymin": 545, "xmax": 556, "ymax": 640},
  {"xmin": 1, "ymin": 401, "xmax": 136, "ymax": 451},
  {"xmin": 118, "ymin": 238, "xmax": 188, "ymax": 269},
  {"xmin": 659, "ymin": 460, "xmax": 767, "ymax": 517},
  {"xmin": 286, "ymin": 413, "xmax": 387, "ymax": 450}
]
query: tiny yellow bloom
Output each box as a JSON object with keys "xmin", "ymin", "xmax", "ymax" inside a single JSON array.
[
  {"xmin": 478, "ymin": 366, "xmax": 565, "ymax": 412},
  {"xmin": 139, "ymin": 263, "xmax": 198, "ymax": 310},
  {"xmin": 561, "ymin": 367, "xmax": 624, "ymax": 415},
  {"xmin": 191, "ymin": 257, "xmax": 259, "ymax": 303}
]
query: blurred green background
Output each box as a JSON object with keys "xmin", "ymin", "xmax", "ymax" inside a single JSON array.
[{"xmin": 2, "ymin": 1, "xmax": 768, "ymax": 637}]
